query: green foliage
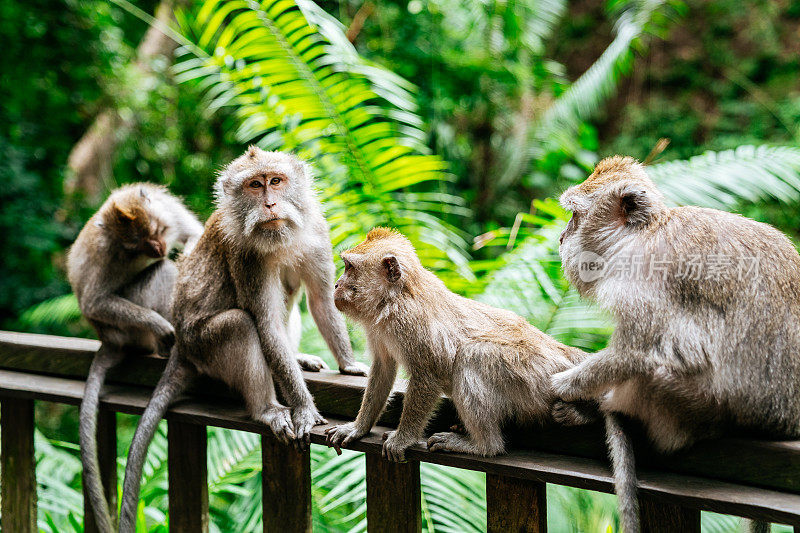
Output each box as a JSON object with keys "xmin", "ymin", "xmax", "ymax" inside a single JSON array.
[{"xmin": 172, "ymin": 0, "xmax": 472, "ymax": 278}]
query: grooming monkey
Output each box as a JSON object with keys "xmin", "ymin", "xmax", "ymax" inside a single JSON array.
[
  {"xmin": 325, "ymin": 228, "xmax": 586, "ymax": 461},
  {"xmin": 118, "ymin": 147, "xmax": 368, "ymax": 532},
  {"xmin": 552, "ymin": 156, "xmax": 800, "ymax": 532},
  {"xmin": 67, "ymin": 183, "xmax": 203, "ymax": 533}
]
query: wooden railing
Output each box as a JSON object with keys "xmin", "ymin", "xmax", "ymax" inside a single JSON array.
[{"xmin": 1, "ymin": 330, "xmax": 799, "ymax": 532}]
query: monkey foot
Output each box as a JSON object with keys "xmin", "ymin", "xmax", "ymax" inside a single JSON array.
[
  {"xmin": 296, "ymin": 353, "xmax": 329, "ymax": 372},
  {"xmin": 551, "ymin": 399, "xmax": 599, "ymax": 426},
  {"xmin": 339, "ymin": 361, "xmax": 369, "ymax": 376},
  {"xmin": 261, "ymin": 406, "xmax": 295, "ymax": 444}
]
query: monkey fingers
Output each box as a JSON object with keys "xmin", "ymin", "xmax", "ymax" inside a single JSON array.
[
  {"xmin": 261, "ymin": 406, "xmax": 296, "ymax": 444},
  {"xmin": 292, "ymin": 406, "xmax": 326, "ymax": 447},
  {"xmin": 339, "ymin": 361, "xmax": 369, "ymax": 376},
  {"xmin": 296, "ymin": 353, "xmax": 329, "ymax": 372},
  {"xmin": 426, "ymin": 432, "xmax": 460, "ymax": 453}
]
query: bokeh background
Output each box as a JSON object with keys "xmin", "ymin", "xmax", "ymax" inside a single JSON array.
[{"xmin": 2, "ymin": 0, "xmax": 800, "ymax": 530}]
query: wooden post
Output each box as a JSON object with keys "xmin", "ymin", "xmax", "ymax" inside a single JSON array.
[
  {"xmin": 261, "ymin": 435, "xmax": 312, "ymax": 533},
  {"xmin": 84, "ymin": 409, "xmax": 118, "ymax": 533},
  {"xmin": 365, "ymin": 454, "xmax": 421, "ymax": 533},
  {"xmin": 640, "ymin": 494, "xmax": 700, "ymax": 533},
  {"xmin": 168, "ymin": 420, "xmax": 208, "ymax": 533},
  {"xmin": 486, "ymin": 474, "xmax": 546, "ymax": 533},
  {"xmin": 1, "ymin": 398, "xmax": 37, "ymax": 533}
]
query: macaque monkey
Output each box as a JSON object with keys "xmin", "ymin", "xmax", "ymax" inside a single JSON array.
[
  {"xmin": 118, "ymin": 147, "xmax": 367, "ymax": 532},
  {"xmin": 67, "ymin": 183, "xmax": 203, "ymax": 533},
  {"xmin": 325, "ymin": 228, "xmax": 586, "ymax": 461},
  {"xmin": 552, "ymin": 156, "xmax": 800, "ymax": 532}
]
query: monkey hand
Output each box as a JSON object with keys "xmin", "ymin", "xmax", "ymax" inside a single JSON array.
[
  {"xmin": 292, "ymin": 406, "xmax": 327, "ymax": 448},
  {"xmin": 324, "ymin": 422, "xmax": 367, "ymax": 455},
  {"xmin": 296, "ymin": 353, "xmax": 329, "ymax": 372},
  {"xmin": 155, "ymin": 322, "xmax": 175, "ymax": 357},
  {"xmin": 551, "ymin": 367, "xmax": 584, "ymax": 402},
  {"xmin": 261, "ymin": 406, "xmax": 296, "ymax": 444},
  {"xmin": 381, "ymin": 430, "xmax": 416, "ymax": 462},
  {"xmin": 339, "ymin": 361, "xmax": 369, "ymax": 376}
]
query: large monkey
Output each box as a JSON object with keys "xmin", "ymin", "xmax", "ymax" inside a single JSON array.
[
  {"xmin": 67, "ymin": 183, "xmax": 203, "ymax": 533},
  {"xmin": 325, "ymin": 228, "xmax": 586, "ymax": 461},
  {"xmin": 552, "ymin": 156, "xmax": 800, "ymax": 532},
  {"xmin": 118, "ymin": 147, "xmax": 367, "ymax": 532}
]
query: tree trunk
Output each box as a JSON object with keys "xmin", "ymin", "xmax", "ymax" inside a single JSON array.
[{"xmin": 64, "ymin": 0, "xmax": 179, "ymax": 202}]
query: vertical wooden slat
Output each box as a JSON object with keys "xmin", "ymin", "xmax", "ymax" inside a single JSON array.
[
  {"xmin": 640, "ymin": 494, "xmax": 700, "ymax": 533},
  {"xmin": 84, "ymin": 409, "xmax": 118, "ymax": 533},
  {"xmin": 365, "ymin": 454, "xmax": 421, "ymax": 533},
  {"xmin": 168, "ymin": 420, "xmax": 208, "ymax": 533},
  {"xmin": 486, "ymin": 474, "xmax": 546, "ymax": 532},
  {"xmin": 261, "ymin": 435, "xmax": 312, "ymax": 533},
  {"xmin": 1, "ymin": 398, "xmax": 37, "ymax": 533}
]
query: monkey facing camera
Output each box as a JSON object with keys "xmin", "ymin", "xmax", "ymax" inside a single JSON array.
[
  {"xmin": 552, "ymin": 155, "xmax": 800, "ymax": 532},
  {"xmin": 325, "ymin": 227, "xmax": 587, "ymax": 462},
  {"xmin": 117, "ymin": 147, "xmax": 367, "ymax": 533}
]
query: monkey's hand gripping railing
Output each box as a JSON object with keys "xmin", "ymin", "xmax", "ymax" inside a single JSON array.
[{"xmin": 0, "ymin": 330, "xmax": 799, "ymax": 533}]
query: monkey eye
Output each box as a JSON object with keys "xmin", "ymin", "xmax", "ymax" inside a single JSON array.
[
  {"xmin": 248, "ymin": 180, "xmax": 263, "ymax": 189},
  {"xmin": 269, "ymin": 177, "xmax": 282, "ymax": 186}
]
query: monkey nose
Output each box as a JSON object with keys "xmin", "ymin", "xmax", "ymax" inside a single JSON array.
[{"xmin": 264, "ymin": 202, "xmax": 276, "ymax": 209}]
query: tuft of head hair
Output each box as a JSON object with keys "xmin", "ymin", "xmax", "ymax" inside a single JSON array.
[
  {"xmin": 347, "ymin": 227, "xmax": 415, "ymax": 255},
  {"xmin": 576, "ymin": 156, "xmax": 650, "ymax": 194}
]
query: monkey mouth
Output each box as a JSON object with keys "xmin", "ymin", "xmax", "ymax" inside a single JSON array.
[{"xmin": 259, "ymin": 217, "xmax": 287, "ymax": 229}]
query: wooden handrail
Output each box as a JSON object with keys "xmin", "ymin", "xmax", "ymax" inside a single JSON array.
[{"xmin": 1, "ymin": 331, "xmax": 799, "ymax": 532}]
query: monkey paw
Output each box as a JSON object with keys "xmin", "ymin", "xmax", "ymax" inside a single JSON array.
[
  {"xmin": 324, "ymin": 422, "xmax": 366, "ymax": 455},
  {"xmin": 551, "ymin": 368, "xmax": 583, "ymax": 402},
  {"xmin": 551, "ymin": 400, "xmax": 599, "ymax": 426},
  {"xmin": 381, "ymin": 430, "xmax": 415, "ymax": 462},
  {"xmin": 426, "ymin": 432, "xmax": 462, "ymax": 453},
  {"xmin": 339, "ymin": 361, "xmax": 369, "ymax": 376},
  {"xmin": 292, "ymin": 406, "xmax": 327, "ymax": 447},
  {"xmin": 296, "ymin": 353, "xmax": 329, "ymax": 372},
  {"xmin": 156, "ymin": 326, "xmax": 175, "ymax": 357},
  {"xmin": 261, "ymin": 406, "xmax": 296, "ymax": 444}
]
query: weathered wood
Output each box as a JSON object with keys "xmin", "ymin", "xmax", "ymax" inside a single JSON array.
[
  {"xmin": 640, "ymin": 493, "xmax": 701, "ymax": 532},
  {"xmin": 84, "ymin": 409, "xmax": 118, "ymax": 533},
  {"xmin": 261, "ymin": 435, "xmax": 312, "ymax": 532},
  {"xmin": 168, "ymin": 420, "xmax": 208, "ymax": 533},
  {"xmin": 365, "ymin": 453, "xmax": 421, "ymax": 533},
  {"xmin": 2, "ymin": 331, "xmax": 800, "ymax": 495},
  {"xmin": 1, "ymin": 397, "xmax": 37, "ymax": 533},
  {"xmin": 1, "ymin": 367, "xmax": 800, "ymax": 525},
  {"xmin": 486, "ymin": 474, "xmax": 546, "ymax": 532}
]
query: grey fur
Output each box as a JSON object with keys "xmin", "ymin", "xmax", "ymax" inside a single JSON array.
[
  {"xmin": 67, "ymin": 184, "xmax": 202, "ymax": 533},
  {"xmin": 553, "ymin": 156, "xmax": 800, "ymax": 532},
  {"xmin": 326, "ymin": 228, "xmax": 586, "ymax": 461},
  {"xmin": 118, "ymin": 148, "xmax": 367, "ymax": 532}
]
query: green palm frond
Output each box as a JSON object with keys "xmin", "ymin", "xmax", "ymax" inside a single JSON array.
[
  {"xmin": 174, "ymin": 0, "xmax": 472, "ymax": 280},
  {"xmin": 18, "ymin": 293, "xmax": 81, "ymax": 329},
  {"xmin": 648, "ymin": 145, "xmax": 800, "ymax": 209}
]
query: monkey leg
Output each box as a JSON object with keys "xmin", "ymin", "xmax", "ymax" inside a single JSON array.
[
  {"xmin": 428, "ymin": 364, "xmax": 506, "ymax": 457},
  {"xmin": 200, "ymin": 310, "xmax": 295, "ymax": 443}
]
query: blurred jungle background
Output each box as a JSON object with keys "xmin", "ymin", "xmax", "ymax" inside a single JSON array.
[{"xmin": 2, "ymin": 0, "xmax": 800, "ymax": 530}]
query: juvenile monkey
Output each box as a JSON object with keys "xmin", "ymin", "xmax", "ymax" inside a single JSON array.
[
  {"xmin": 552, "ymin": 156, "xmax": 800, "ymax": 532},
  {"xmin": 67, "ymin": 183, "xmax": 203, "ymax": 533},
  {"xmin": 325, "ymin": 228, "xmax": 586, "ymax": 461},
  {"xmin": 118, "ymin": 147, "xmax": 367, "ymax": 532}
]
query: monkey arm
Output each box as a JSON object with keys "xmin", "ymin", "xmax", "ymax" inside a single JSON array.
[
  {"xmin": 353, "ymin": 352, "xmax": 398, "ymax": 434},
  {"xmin": 82, "ymin": 292, "xmax": 173, "ymax": 340},
  {"xmin": 395, "ymin": 376, "xmax": 441, "ymax": 441},
  {"xmin": 551, "ymin": 347, "xmax": 652, "ymax": 401},
  {"xmin": 303, "ymin": 259, "xmax": 367, "ymax": 375}
]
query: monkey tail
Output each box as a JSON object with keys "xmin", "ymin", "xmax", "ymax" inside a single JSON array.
[
  {"xmin": 605, "ymin": 412, "xmax": 640, "ymax": 533},
  {"xmin": 80, "ymin": 345, "xmax": 124, "ymax": 533},
  {"xmin": 118, "ymin": 350, "xmax": 196, "ymax": 533}
]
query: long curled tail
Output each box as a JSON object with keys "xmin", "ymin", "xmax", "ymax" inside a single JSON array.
[
  {"xmin": 80, "ymin": 345, "xmax": 125, "ymax": 533},
  {"xmin": 119, "ymin": 351, "xmax": 196, "ymax": 532},
  {"xmin": 605, "ymin": 412, "xmax": 640, "ymax": 533}
]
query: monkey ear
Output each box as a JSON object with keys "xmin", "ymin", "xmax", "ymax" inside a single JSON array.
[
  {"xmin": 111, "ymin": 202, "xmax": 136, "ymax": 222},
  {"xmin": 382, "ymin": 255, "xmax": 402, "ymax": 282},
  {"xmin": 618, "ymin": 185, "xmax": 655, "ymax": 226}
]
